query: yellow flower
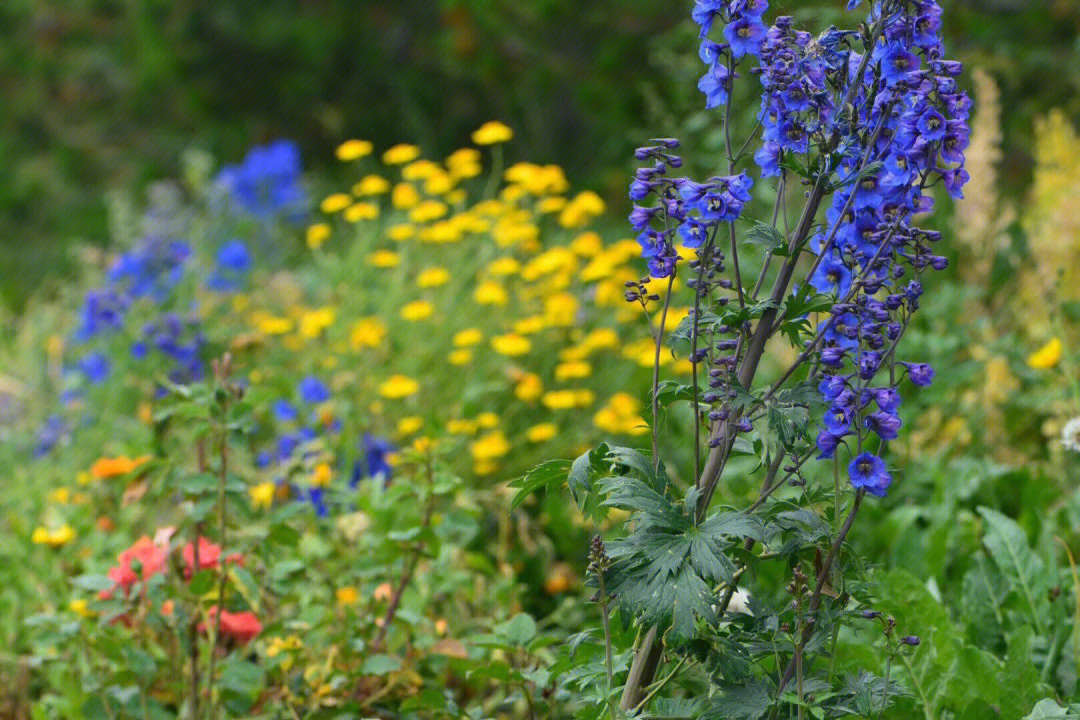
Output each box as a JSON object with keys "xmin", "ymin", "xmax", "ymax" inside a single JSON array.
[
  {"xmin": 368, "ymin": 249, "xmax": 401, "ymax": 268},
  {"xmin": 447, "ymin": 418, "xmax": 478, "ymax": 435},
  {"xmin": 526, "ymin": 423, "xmax": 558, "ymax": 443},
  {"xmin": 32, "ymin": 524, "xmax": 75, "ymax": 547},
  {"xmin": 398, "ymin": 416, "xmax": 424, "ymax": 435},
  {"xmin": 310, "ymin": 463, "xmax": 333, "ymax": 487},
  {"xmin": 536, "ymin": 196, "xmax": 567, "ymax": 214},
  {"xmin": 380, "ymin": 375, "xmax": 420, "ymax": 399},
  {"xmin": 474, "ymin": 281, "xmax": 509, "ymax": 306},
  {"xmin": 391, "ymin": 183, "xmax": 421, "ymax": 209},
  {"xmin": 594, "ymin": 392, "xmax": 649, "ymax": 435},
  {"xmin": 476, "ymin": 412, "xmax": 499, "ymax": 429},
  {"xmin": 514, "ymin": 315, "xmax": 546, "ymax": 335},
  {"xmin": 542, "ymin": 390, "xmax": 578, "ymax": 410},
  {"xmin": 344, "ymin": 202, "xmax": 379, "ymax": 223},
  {"xmin": 447, "ymin": 148, "xmax": 482, "ymax": 179},
  {"xmin": 69, "ymin": 598, "xmax": 95, "ymax": 618},
  {"xmin": 544, "ymin": 292, "xmax": 579, "ymax": 327},
  {"xmin": 383, "ymin": 143, "xmax": 421, "ymax": 165},
  {"xmin": 570, "ymin": 231, "xmax": 604, "ymax": 257},
  {"xmin": 252, "ymin": 312, "xmax": 293, "ymax": 335},
  {"xmin": 336, "ymin": 139, "xmax": 373, "ymax": 161},
  {"xmin": 1028, "ymin": 338, "xmax": 1063, "ymax": 369},
  {"xmin": 306, "ymin": 223, "xmax": 332, "ymax": 249},
  {"xmin": 424, "ymin": 171, "xmax": 455, "ymax": 195},
  {"xmin": 448, "ymin": 349, "xmax": 472, "ymax": 365},
  {"xmin": 559, "ymin": 190, "xmax": 606, "ymax": 228},
  {"xmin": 555, "ymin": 361, "xmax": 592, "ymax": 381},
  {"xmin": 470, "ymin": 430, "xmax": 511, "ymax": 461},
  {"xmin": 353, "ymin": 174, "xmax": 391, "ymax": 196},
  {"xmin": 299, "ymin": 307, "xmax": 336, "ymax": 339},
  {"xmin": 400, "ymin": 300, "xmax": 434, "ymax": 321},
  {"xmin": 336, "ymin": 586, "xmax": 360, "ymax": 606},
  {"xmin": 491, "ymin": 333, "xmax": 531, "ymax": 357},
  {"xmin": 387, "ymin": 223, "xmax": 416, "ymax": 241},
  {"xmin": 417, "ymin": 267, "xmax": 451, "ymax": 288},
  {"xmin": 320, "ymin": 193, "xmax": 352, "ymax": 214},
  {"xmin": 350, "ymin": 317, "xmax": 387, "ymax": 349},
  {"xmin": 472, "ymin": 121, "xmax": 514, "ymax": 145},
  {"xmin": 446, "ymin": 188, "xmax": 468, "ymax": 204},
  {"xmin": 249, "ymin": 482, "xmax": 275, "ymax": 510},
  {"xmin": 486, "ymin": 257, "xmax": 521, "ymax": 276},
  {"xmin": 402, "ymin": 159, "xmax": 442, "ymax": 181},
  {"xmin": 453, "ymin": 328, "xmax": 484, "ymax": 347},
  {"xmin": 49, "ymin": 487, "xmax": 71, "ymax": 504},
  {"xmin": 515, "ymin": 373, "xmax": 544, "ymax": 402},
  {"xmin": 409, "ymin": 200, "xmax": 449, "ymax": 223}
]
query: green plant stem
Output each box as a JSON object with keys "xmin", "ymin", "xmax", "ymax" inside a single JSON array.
[
  {"xmin": 205, "ymin": 410, "xmax": 230, "ymax": 720},
  {"xmin": 877, "ymin": 651, "xmax": 893, "ymax": 720},
  {"xmin": 651, "ymin": 274, "xmax": 677, "ymax": 473},
  {"xmin": 598, "ymin": 574, "xmax": 615, "ymax": 720},
  {"xmin": 633, "ymin": 655, "xmax": 690, "ymax": 713}
]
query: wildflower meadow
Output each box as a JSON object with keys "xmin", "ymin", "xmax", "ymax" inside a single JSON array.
[{"xmin": 3, "ymin": 1, "xmax": 1080, "ymax": 718}]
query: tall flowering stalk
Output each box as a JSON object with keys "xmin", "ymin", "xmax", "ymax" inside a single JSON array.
[{"xmin": 516, "ymin": 0, "xmax": 969, "ymax": 714}]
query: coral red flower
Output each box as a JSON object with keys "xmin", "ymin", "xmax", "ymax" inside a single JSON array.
[
  {"xmin": 182, "ymin": 536, "xmax": 244, "ymax": 578},
  {"xmin": 204, "ymin": 606, "xmax": 262, "ymax": 644},
  {"xmin": 100, "ymin": 536, "xmax": 168, "ymax": 598}
]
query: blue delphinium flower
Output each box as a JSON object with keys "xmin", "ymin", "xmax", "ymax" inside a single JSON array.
[
  {"xmin": 78, "ymin": 352, "xmax": 111, "ymax": 384},
  {"xmin": 298, "ymin": 376, "xmax": 331, "ymax": 404},
  {"xmin": 217, "ymin": 140, "xmax": 306, "ymax": 219},
  {"xmin": 848, "ymin": 452, "xmax": 892, "ymax": 497},
  {"xmin": 207, "ymin": 239, "xmax": 252, "ymax": 291},
  {"xmin": 724, "ymin": 15, "xmax": 767, "ymax": 58}
]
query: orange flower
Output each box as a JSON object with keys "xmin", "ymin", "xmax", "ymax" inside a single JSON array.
[{"xmin": 90, "ymin": 455, "xmax": 151, "ymax": 480}]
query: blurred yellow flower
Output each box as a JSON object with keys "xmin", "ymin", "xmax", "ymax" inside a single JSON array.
[
  {"xmin": 515, "ymin": 373, "xmax": 544, "ymax": 402},
  {"xmin": 447, "ymin": 148, "xmax": 482, "ymax": 179},
  {"xmin": 320, "ymin": 193, "xmax": 352, "ymax": 214},
  {"xmin": 400, "ymin": 300, "xmax": 434, "ymax": 321},
  {"xmin": 383, "ymin": 143, "xmax": 421, "ymax": 165},
  {"xmin": 476, "ymin": 412, "xmax": 500, "ymax": 429},
  {"xmin": 555, "ymin": 361, "xmax": 592, "ymax": 381},
  {"xmin": 249, "ymin": 482, "xmax": 275, "ymax": 510},
  {"xmin": 310, "ymin": 463, "xmax": 333, "ymax": 487},
  {"xmin": 252, "ymin": 312, "xmax": 294, "ymax": 335},
  {"xmin": 559, "ymin": 191, "xmax": 606, "ymax": 228},
  {"xmin": 350, "ymin": 317, "xmax": 387, "ymax": 349},
  {"xmin": 336, "ymin": 586, "xmax": 360, "ymax": 606},
  {"xmin": 526, "ymin": 423, "xmax": 558, "ymax": 443},
  {"xmin": 570, "ymin": 231, "xmax": 604, "ymax": 257},
  {"xmin": 49, "ymin": 487, "xmax": 71, "ymax": 504},
  {"xmin": 299, "ymin": 307, "xmax": 336, "ymax": 338},
  {"xmin": 391, "ymin": 183, "xmax": 421, "ymax": 209},
  {"xmin": 32, "ymin": 524, "xmax": 75, "ymax": 547},
  {"xmin": 470, "ymin": 430, "xmax": 511, "ymax": 461},
  {"xmin": 398, "ymin": 416, "xmax": 424, "ymax": 435},
  {"xmin": 448, "ymin": 349, "xmax": 472, "ymax": 366},
  {"xmin": 536, "ymin": 196, "xmax": 568, "ymax": 214},
  {"xmin": 336, "ymin": 139, "xmax": 373, "ymax": 161},
  {"xmin": 424, "ymin": 171, "xmax": 455, "ymax": 195},
  {"xmin": 387, "ymin": 223, "xmax": 416, "ymax": 241},
  {"xmin": 1028, "ymin": 338, "xmax": 1063, "ymax": 369},
  {"xmin": 344, "ymin": 202, "xmax": 379, "ymax": 223},
  {"xmin": 402, "ymin": 159, "xmax": 441, "ymax": 181},
  {"xmin": 447, "ymin": 419, "xmax": 478, "ymax": 435},
  {"xmin": 368, "ymin": 249, "xmax": 401, "ymax": 268},
  {"xmin": 491, "ymin": 333, "xmax": 531, "ymax": 357},
  {"xmin": 542, "ymin": 390, "xmax": 578, "ymax": 410},
  {"xmin": 475, "ymin": 281, "xmax": 509, "ymax": 306},
  {"xmin": 69, "ymin": 598, "xmax": 95, "ymax": 618},
  {"xmin": 594, "ymin": 393, "xmax": 649, "ymax": 436},
  {"xmin": 380, "ymin": 375, "xmax": 420, "ymax": 399},
  {"xmin": 453, "ymin": 328, "xmax": 484, "ymax": 347},
  {"xmin": 417, "ymin": 267, "xmax": 451, "ymax": 288},
  {"xmin": 472, "ymin": 121, "xmax": 514, "ymax": 145},
  {"xmin": 353, "ymin": 174, "xmax": 391, "ymax": 196},
  {"xmin": 514, "ymin": 316, "xmax": 547, "ymax": 335},
  {"xmin": 306, "ymin": 223, "xmax": 332, "ymax": 249},
  {"xmin": 486, "ymin": 257, "xmax": 521, "ymax": 276},
  {"xmin": 410, "ymin": 200, "xmax": 449, "ymax": 223}
]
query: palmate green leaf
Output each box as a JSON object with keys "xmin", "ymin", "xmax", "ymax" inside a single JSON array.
[
  {"xmin": 743, "ymin": 221, "xmax": 786, "ymax": 254},
  {"xmin": 1023, "ymin": 699, "xmax": 1078, "ymax": 719},
  {"xmin": 509, "ymin": 459, "xmax": 573, "ymax": 511},
  {"xmin": 977, "ymin": 507, "xmax": 1053, "ymax": 627},
  {"xmin": 598, "ymin": 475, "xmax": 684, "ymax": 528},
  {"xmin": 703, "ymin": 677, "xmax": 773, "ymax": 720}
]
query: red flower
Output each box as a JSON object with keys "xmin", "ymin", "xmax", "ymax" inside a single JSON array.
[
  {"xmin": 99, "ymin": 536, "xmax": 168, "ymax": 598},
  {"xmin": 182, "ymin": 537, "xmax": 245, "ymax": 578},
  {"xmin": 204, "ymin": 606, "xmax": 262, "ymax": 644}
]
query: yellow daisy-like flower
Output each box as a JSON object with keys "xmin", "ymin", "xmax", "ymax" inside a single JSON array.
[
  {"xmin": 387, "ymin": 224, "xmax": 416, "ymax": 242},
  {"xmin": 472, "ymin": 121, "xmax": 514, "ymax": 145},
  {"xmin": 402, "ymin": 159, "xmax": 442, "ymax": 181},
  {"xmin": 476, "ymin": 412, "xmax": 500, "ymax": 429},
  {"xmin": 299, "ymin": 307, "xmax": 336, "ymax": 339},
  {"xmin": 353, "ymin": 174, "xmax": 391, "ymax": 196},
  {"xmin": 320, "ymin": 193, "xmax": 353, "ymax": 214},
  {"xmin": 69, "ymin": 598, "xmax": 95, "ymax": 618},
  {"xmin": 417, "ymin": 267, "xmax": 451, "ymax": 288},
  {"xmin": 252, "ymin": 312, "xmax": 293, "ymax": 335},
  {"xmin": 541, "ymin": 390, "xmax": 578, "ymax": 410},
  {"xmin": 306, "ymin": 223, "xmax": 332, "ymax": 249},
  {"xmin": 49, "ymin": 487, "xmax": 71, "ymax": 504},
  {"xmin": 311, "ymin": 463, "xmax": 333, "ymax": 487},
  {"xmin": 336, "ymin": 586, "xmax": 360, "ymax": 606},
  {"xmin": 447, "ymin": 419, "xmax": 477, "ymax": 435},
  {"xmin": 368, "ymin": 249, "xmax": 401, "ymax": 268},
  {"xmin": 398, "ymin": 416, "xmax": 424, "ymax": 435},
  {"xmin": 570, "ymin": 231, "xmax": 604, "ymax": 257},
  {"xmin": 32, "ymin": 524, "xmax": 75, "ymax": 547},
  {"xmin": 491, "ymin": 333, "xmax": 531, "ymax": 357},
  {"xmin": 474, "ymin": 281, "xmax": 509, "ymax": 306},
  {"xmin": 400, "ymin": 300, "xmax": 434, "ymax": 321},
  {"xmin": 336, "ymin": 139, "xmax": 373, "ymax": 161},
  {"xmin": 594, "ymin": 392, "xmax": 649, "ymax": 436},
  {"xmin": 555, "ymin": 361, "xmax": 592, "ymax": 381},
  {"xmin": 350, "ymin": 317, "xmax": 387, "ymax": 350},
  {"xmin": 526, "ymin": 422, "xmax": 558, "ymax": 443},
  {"xmin": 1028, "ymin": 337, "xmax": 1063, "ymax": 369},
  {"xmin": 409, "ymin": 200, "xmax": 449, "ymax": 223},
  {"xmin": 424, "ymin": 171, "xmax": 455, "ymax": 195},
  {"xmin": 514, "ymin": 316, "xmax": 546, "ymax": 335},
  {"xmin": 383, "ymin": 143, "xmax": 422, "ymax": 165},
  {"xmin": 249, "ymin": 482, "xmax": 275, "ymax": 510},
  {"xmin": 514, "ymin": 373, "xmax": 544, "ymax": 402},
  {"xmin": 448, "ymin": 348, "xmax": 472, "ymax": 365},
  {"xmin": 380, "ymin": 375, "xmax": 420, "ymax": 399},
  {"xmin": 486, "ymin": 257, "xmax": 521, "ymax": 276},
  {"xmin": 391, "ymin": 183, "xmax": 421, "ymax": 210},
  {"xmin": 453, "ymin": 328, "xmax": 484, "ymax": 347},
  {"xmin": 470, "ymin": 430, "xmax": 511, "ymax": 461},
  {"xmin": 344, "ymin": 202, "xmax": 379, "ymax": 223}
]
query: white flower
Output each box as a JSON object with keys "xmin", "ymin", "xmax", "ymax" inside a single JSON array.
[{"xmin": 1063, "ymin": 417, "xmax": 1080, "ymax": 453}]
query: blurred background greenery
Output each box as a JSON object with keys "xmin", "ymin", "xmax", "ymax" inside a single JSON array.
[{"xmin": 2, "ymin": 0, "xmax": 1079, "ymax": 311}]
